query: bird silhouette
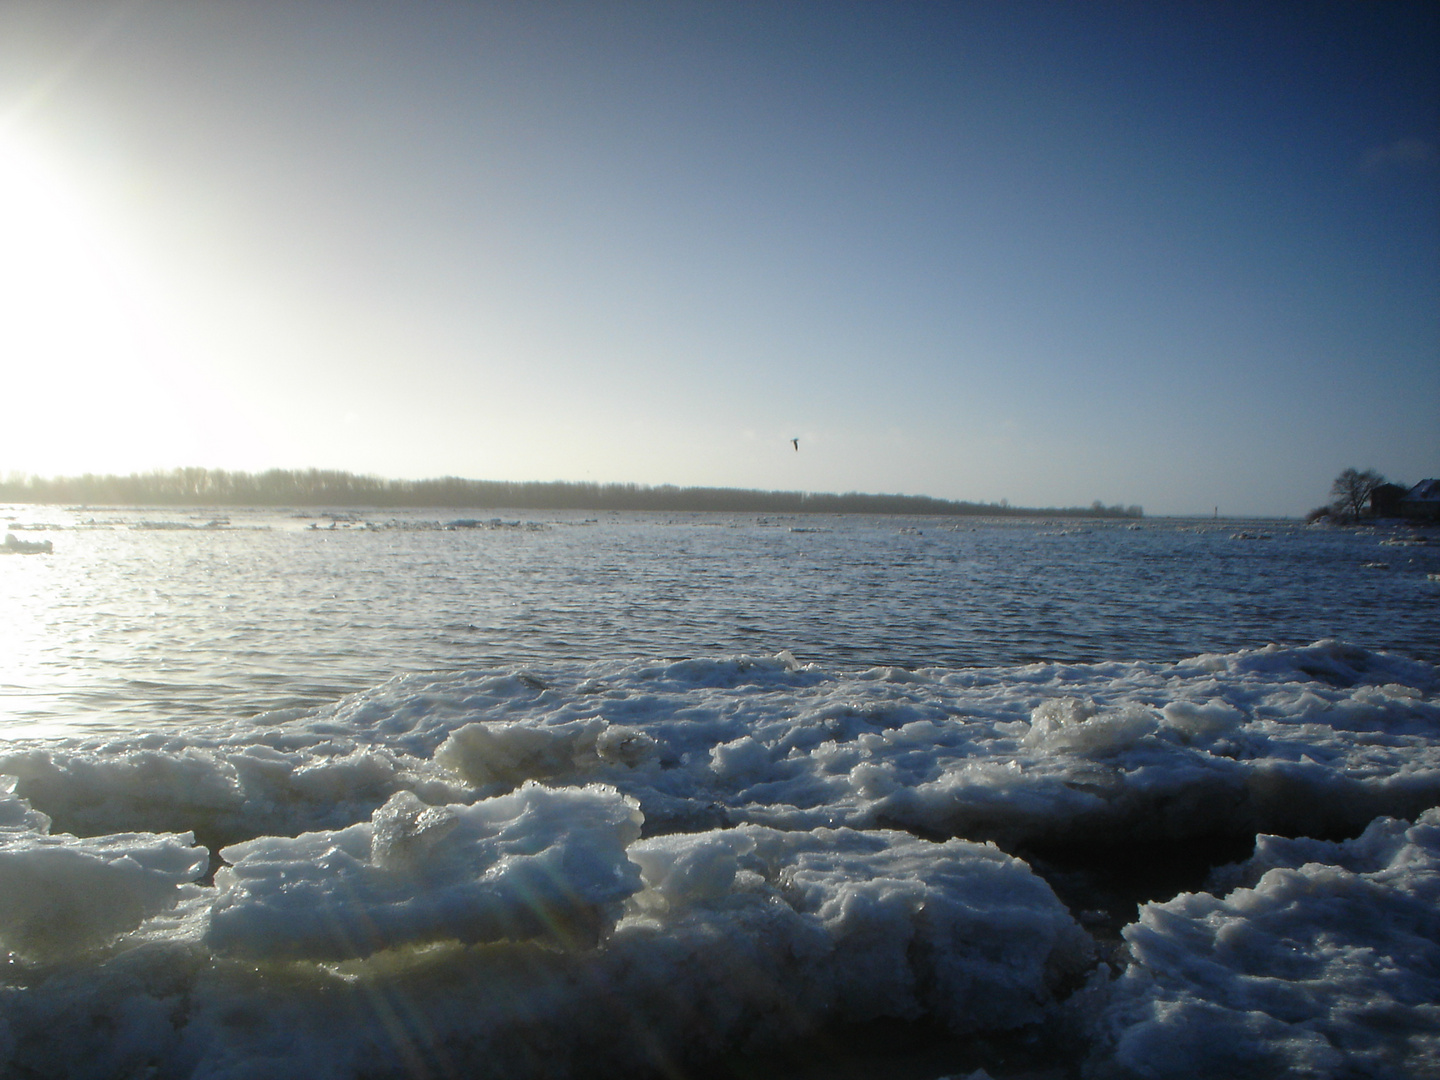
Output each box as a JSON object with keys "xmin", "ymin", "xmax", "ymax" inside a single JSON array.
[{"xmin": 791, "ymin": 438, "xmax": 799, "ymax": 451}]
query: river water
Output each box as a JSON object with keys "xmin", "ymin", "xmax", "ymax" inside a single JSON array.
[
  {"xmin": 1, "ymin": 506, "xmax": 1437, "ymax": 1080},
  {"xmin": 2, "ymin": 507, "xmax": 1436, "ymax": 738}
]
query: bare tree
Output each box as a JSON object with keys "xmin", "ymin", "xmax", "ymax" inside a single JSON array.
[{"xmin": 1330, "ymin": 468, "xmax": 1385, "ymax": 521}]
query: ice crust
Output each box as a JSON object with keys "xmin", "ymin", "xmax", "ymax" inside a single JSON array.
[
  {"xmin": 0, "ymin": 641, "xmax": 1435, "ymax": 1077},
  {"xmin": 0, "ymin": 792, "xmax": 1088, "ymax": 1078},
  {"xmin": 0, "ymin": 778, "xmax": 207, "ymax": 961},
  {"xmin": 208, "ymin": 783, "xmax": 643, "ymax": 959},
  {"xmin": 1093, "ymin": 808, "xmax": 1440, "ymax": 1079}
]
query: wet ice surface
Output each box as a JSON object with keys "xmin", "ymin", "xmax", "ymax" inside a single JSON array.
[{"xmin": 0, "ymin": 641, "xmax": 1437, "ymax": 1078}]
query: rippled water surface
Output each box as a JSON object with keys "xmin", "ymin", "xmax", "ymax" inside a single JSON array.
[{"xmin": 3, "ymin": 507, "xmax": 1437, "ymax": 737}]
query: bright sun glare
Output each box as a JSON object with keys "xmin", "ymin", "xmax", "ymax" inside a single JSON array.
[{"xmin": 0, "ymin": 133, "xmax": 209, "ymax": 477}]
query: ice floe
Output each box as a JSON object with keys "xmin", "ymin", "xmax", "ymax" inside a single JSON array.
[
  {"xmin": 0, "ymin": 640, "xmax": 1434, "ymax": 1077},
  {"xmin": 1091, "ymin": 809, "xmax": 1440, "ymax": 1079}
]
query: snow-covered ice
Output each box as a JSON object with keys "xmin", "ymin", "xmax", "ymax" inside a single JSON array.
[
  {"xmin": 1092, "ymin": 809, "xmax": 1440, "ymax": 1079},
  {"xmin": 0, "ymin": 640, "xmax": 1436, "ymax": 1077}
]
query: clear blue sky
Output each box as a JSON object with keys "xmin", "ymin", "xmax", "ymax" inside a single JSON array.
[{"xmin": 1, "ymin": 1, "xmax": 1435, "ymax": 516}]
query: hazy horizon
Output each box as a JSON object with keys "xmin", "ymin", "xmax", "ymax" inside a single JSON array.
[
  {"xmin": 2, "ymin": 464, "xmax": 1157, "ymax": 519},
  {"xmin": 2, "ymin": 2, "xmax": 1436, "ymax": 518}
]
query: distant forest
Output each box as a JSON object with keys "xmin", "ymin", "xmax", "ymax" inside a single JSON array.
[{"xmin": 0, "ymin": 468, "xmax": 1143, "ymax": 518}]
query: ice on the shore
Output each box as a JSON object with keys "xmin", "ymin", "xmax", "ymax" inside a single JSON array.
[
  {"xmin": 0, "ymin": 640, "xmax": 1436, "ymax": 1076},
  {"xmin": 1094, "ymin": 808, "xmax": 1440, "ymax": 1079},
  {"xmin": 0, "ymin": 785, "xmax": 1088, "ymax": 1077},
  {"xmin": 623, "ymin": 823, "xmax": 1090, "ymax": 1035},
  {"xmin": 0, "ymin": 778, "xmax": 207, "ymax": 961},
  {"xmin": 208, "ymin": 782, "xmax": 643, "ymax": 959},
  {"xmin": 5, "ymin": 639, "xmax": 1435, "ymax": 853}
]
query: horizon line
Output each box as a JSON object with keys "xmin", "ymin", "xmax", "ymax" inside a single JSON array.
[{"xmin": 0, "ymin": 466, "xmax": 1146, "ymax": 519}]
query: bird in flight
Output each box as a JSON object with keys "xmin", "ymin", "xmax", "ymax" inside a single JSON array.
[{"xmin": 791, "ymin": 438, "xmax": 799, "ymax": 451}]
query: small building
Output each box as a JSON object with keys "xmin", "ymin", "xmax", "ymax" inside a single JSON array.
[
  {"xmin": 1371, "ymin": 482, "xmax": 1408, "ymax": 517},
  {"xmin": 1400, "ymin": 479, "xmax": 1440, "ymax": 522}
]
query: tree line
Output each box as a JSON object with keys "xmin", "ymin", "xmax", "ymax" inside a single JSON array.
[
  {"xmin": 1316, "ymin": 467, "xmax": 1414, "ymax": 523},
  {"xmin": 0, "ymin": 468, "xmax": 1144, "ymax": 518}
]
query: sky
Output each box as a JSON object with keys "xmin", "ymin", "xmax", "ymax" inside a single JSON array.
[{"xmin": 0, "ymin": 1, "xmax": 1435, "ymax": 517}]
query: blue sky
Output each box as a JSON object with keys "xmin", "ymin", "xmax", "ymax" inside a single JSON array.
[{"xmin": 0, "ymin": 1, "xmax": 1435, "ymax": 516}]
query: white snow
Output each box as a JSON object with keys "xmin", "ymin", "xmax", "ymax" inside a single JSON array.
[
  {"xmin": 207, "ymin": 782, "xmax": 643, "ymax": 959},
  {"xmin": 1093, "ymin": 808, "xmax": 1440, "ymax": 1079},
  {"xmin": 0, "ymin": 640, "xmax": 1435, "ymax": 1077},
  {"xmin": 0, "ymin": 777, "xmax": 207, "ymax": 961}
]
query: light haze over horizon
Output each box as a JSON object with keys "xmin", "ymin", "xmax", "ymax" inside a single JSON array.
[{"xmin": 1, "ymin": 1, "xmax": 1435, "ymax": 518}]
